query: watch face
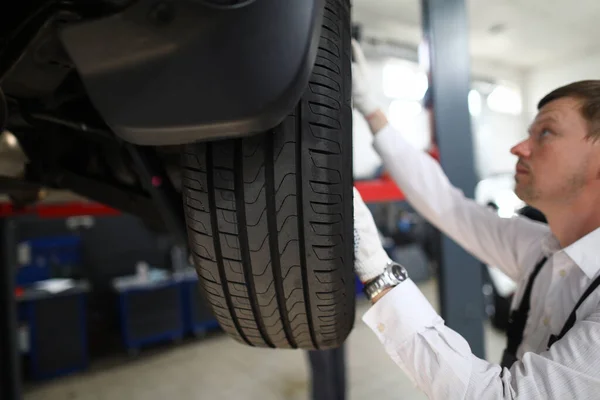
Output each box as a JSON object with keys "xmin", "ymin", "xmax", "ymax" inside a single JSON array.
[{"xmin": 390, "ymin": 264, "xmax": 405, "ymax": 281}]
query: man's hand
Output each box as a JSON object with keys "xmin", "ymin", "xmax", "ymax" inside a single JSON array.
[
  {"xmin": 353, "ymin": 187, "xmax": 392, "ymax": 283},
  {"xmin": 351, "ymin": 40, "xmax": 389, "ymax": 134},
  {"xmin": 351, "ymin": 39, "xmax": 380, "ymax": 118}
]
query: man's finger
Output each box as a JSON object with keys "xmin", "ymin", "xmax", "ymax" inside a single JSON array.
[{"xmin": 351, "ymin": 39, "xmax": 369, "ymax": 74}]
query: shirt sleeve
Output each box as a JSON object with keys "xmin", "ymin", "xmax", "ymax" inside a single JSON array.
[
  {"xmin": 372, "ymin": 124, "xmax": 549, "ymax": 281},
  {"xmin": 363, "ymin": 281, "xmax": 600, "ymax": 400}
]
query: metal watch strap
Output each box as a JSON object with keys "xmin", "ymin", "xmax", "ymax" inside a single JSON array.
[{"xmin": 363, "ymin": 261, "xmax": 408, "ymax": 300}]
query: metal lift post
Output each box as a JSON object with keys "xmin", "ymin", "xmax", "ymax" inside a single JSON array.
[
  {"xmin": 421, "ymin": 0, "xmax": 486, "ymax": 358},
  {"xmin": 0, "ymin": 217, "xmax": 22, "ymax": 399}
]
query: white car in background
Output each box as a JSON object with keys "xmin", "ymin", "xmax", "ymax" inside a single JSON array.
[{"xmin": 475, "ymin": 174, "xmax": 529, "ymax": 330}]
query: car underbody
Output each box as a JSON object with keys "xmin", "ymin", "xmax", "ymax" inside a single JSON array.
[
  {"xmin": 2, "ymin": 0, "xmax": 356, "ymax": 351},
  {"xmin": 1, "ymin": 0, "xmax": 185, "ymax": 234}
]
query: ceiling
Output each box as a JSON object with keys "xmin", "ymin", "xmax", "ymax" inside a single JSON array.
[{"xmin": 352, "ymin": 0, "xmax": 600, "ymax": 70}]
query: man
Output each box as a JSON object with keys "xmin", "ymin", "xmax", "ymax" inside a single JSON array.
[{"xmin": 351, "ymin": 39, "xmax": 600, "ymax": 399}]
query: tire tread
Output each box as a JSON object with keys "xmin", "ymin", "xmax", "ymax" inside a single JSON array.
[{"xmin": 182, "ymin": 0, "xmax": 353, "ymax": 350}]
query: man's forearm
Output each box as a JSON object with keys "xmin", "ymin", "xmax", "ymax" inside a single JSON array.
[
  {"xmin": 371, "ymin": 287, "xmax": 393, "ymax": 303},
  {"xmin": 365, "ymin": 109, "xmax": 389, "ymax": 135}
]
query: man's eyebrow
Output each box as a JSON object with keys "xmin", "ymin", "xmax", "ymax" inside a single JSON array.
[
  {"xmin": 535, "ymin": 115, "xmax": 559, "ymax": 125},
  {"xmin": 528, "ymin": 115, "xmax": 558, "ymax": 131},
  {"xmin": 528, "ymin": 115, "xmax": 559, "ymax": 134}
]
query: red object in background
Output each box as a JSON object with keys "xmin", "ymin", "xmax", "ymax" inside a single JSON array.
[
  {"xmin": 428, "ymin": 143, "xmax": 440, "ymax": 161},
  {"xmin": 2, "ymin": 202, "xmax": 118, "ymax": 298},
  {"xmin": 355, "ymin": 146, "xmax": 440, "ymax": 203},
  {"xmin": 0, "ymin": 202, "xmax": 120, "ymax": 218},
  {"xmin": 1, "ymin": 146, "xmax": 441, "ymax": 214},
  {"xmin": 354, "ymin": 176, "xmax": 405, "ymax": 203}
]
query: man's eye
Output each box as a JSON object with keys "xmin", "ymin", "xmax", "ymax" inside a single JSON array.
[{"xmin": 540, "ymin": 129, "xmax": 552, "ymax": 138}]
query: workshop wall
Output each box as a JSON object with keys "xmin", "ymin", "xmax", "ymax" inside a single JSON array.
[
  {"xmin": 471, "ymin": 104, "xmax": 523, "ymax": 178},
  {"xmin": 353, "ymin": 54, "xmax": 527, "ymax": 181},
  {"xmin": 526, "ymin": 49, "xmax": 600, "ymax": 117},
  {"xmin": 14, "ymin": 214, "xmax": 172, "ymax": 289}
]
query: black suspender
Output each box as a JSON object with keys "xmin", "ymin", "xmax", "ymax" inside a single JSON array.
[
  {"xmin": 547, "ymin": 274, "xmax": 600, "ymax": 348},
  {"xmin": 500, "ymin": 257, "xmax": 547, "ymax": 369},
  {"xmin": 501, "ymin": 255, "xmax": 600, "ymax": 369}
]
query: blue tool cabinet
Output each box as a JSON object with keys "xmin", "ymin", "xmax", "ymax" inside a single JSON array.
[
  {"xmin": 17, "ymin": 283, "xmax": 89, "ymax": 380},
  {"xmin": 174, "ymin": 268, "xmax": 219, "ymax": 336},
  {"xmin": 113, "ymin": 276, "xmax": 184, "ymax": 353}
]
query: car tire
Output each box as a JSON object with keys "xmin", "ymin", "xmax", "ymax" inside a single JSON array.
[{"xmin": 181, "ymin": 0, "xmax": 353, "ymax": 350}]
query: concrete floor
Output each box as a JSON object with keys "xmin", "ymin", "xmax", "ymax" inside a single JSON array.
[{"xmin": 23, "ymin": 280, "xmax": 506, "ymax": 400}]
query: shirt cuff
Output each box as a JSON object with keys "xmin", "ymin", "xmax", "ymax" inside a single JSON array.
[{"xmin": 362, "ymin": 279, "xmax": 443, "ymax": 345}]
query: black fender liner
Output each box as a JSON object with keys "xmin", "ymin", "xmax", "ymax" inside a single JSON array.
[{"xmin": 60, "ymin": 0, "xmax": 325, "ymax": 145}]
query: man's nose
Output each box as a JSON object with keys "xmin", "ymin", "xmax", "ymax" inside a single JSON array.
[{"xmin": 510, "ymin": 138, "xmax": 532, "ymax": 158}]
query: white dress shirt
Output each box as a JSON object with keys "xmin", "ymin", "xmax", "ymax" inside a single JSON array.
[{"xmin": 362, "ymin": 124, "xmax": 600, "ymax": 399}]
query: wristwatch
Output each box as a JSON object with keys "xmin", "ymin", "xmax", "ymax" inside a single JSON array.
[{"xmin": 363, "ymin": 261, "xmax": 409, "ymax": 301}]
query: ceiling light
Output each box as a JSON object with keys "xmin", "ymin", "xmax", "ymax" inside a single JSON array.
[
  {"xmin": 468, "ymin": 89, "xmax": 482, "ymax": 117},
  {"xmin": 487, "ymin": 85, "xmax": 522, "ymax": 115}
]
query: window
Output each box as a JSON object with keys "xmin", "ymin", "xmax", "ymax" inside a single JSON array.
[
  {"xmin": 487, "ymin": 84, "xmax": 522, "ymax": 115},
  {"xmin": 382, "ymin": 60, "xmax": 428, "ymax": 101},
  {"xmin": 381, "ymin": 59, "xmax": 429, "ymax": 150}
]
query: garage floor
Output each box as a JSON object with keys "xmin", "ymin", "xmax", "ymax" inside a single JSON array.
[{"xmin": 23, "ymin": 280, "xmax": 506, "ymax": 400}]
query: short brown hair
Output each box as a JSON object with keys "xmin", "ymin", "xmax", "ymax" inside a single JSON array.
[{"xmin": 538, "ymin": 80, "xmax": 600, "ymax": 140}]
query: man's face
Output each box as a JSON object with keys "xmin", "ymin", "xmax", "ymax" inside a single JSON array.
[{"xmin": 510, "ymin": 97, "xmax": 600, "ymax": 208}]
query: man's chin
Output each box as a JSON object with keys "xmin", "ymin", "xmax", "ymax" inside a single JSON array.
[
  {"xmin": 514, "ymin": 184, "xmax": 528, "ymax": 201},
  {"xmin": 515, "ymin": 185, "xmax": 537, "ymax": 205}
]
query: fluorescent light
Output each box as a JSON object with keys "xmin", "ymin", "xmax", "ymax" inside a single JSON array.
[
  {"xmin": 382, "ymin": 61, "xmax": 428, "ymax": 101},
  {"xmin": 468, "ymin": 89, "xmax": 482, "ymax": 117},
  {"xmin": 487, "ymin": 85, "xmax": 522, "ymax": 115}
]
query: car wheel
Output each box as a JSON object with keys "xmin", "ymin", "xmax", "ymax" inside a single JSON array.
[{"xmin": 181, "ymin": 0, "xmax": 353, "ymax": 350}]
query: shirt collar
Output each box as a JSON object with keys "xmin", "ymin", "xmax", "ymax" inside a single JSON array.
[
  {"xmin": 541, "ymin": 232, "xmax": 561, "ymax": 257},
  {"xmin": 550, "ymin": 227, "xmax": 600, "ymax": 279}
]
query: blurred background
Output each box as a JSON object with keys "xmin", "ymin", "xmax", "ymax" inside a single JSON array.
[{"xmin": 1, "ymin": 0, "xmax": 598, "ymax": 399}]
